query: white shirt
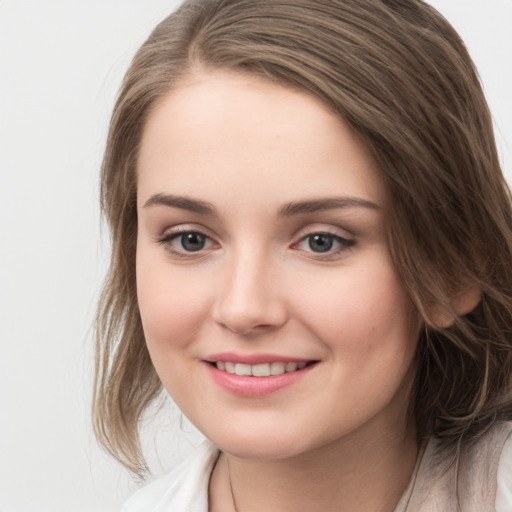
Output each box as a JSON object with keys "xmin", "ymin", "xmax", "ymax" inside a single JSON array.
[{"xmin": 121, "ymin": 435, "xmax": 512, "ymax": 512}]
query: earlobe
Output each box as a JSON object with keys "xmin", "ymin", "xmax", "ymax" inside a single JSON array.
[{"xmin": 431, "ymin": 285, "xmax": 481, "ymax": 329}]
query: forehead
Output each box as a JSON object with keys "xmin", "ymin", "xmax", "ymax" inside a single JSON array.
[{"xmin": 137, "ymin": 70, "xmax": 385, "ymax": 210}]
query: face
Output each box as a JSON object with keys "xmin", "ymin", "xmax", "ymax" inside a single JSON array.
[{"xmin": 136, "ymin": 70, "xmax": 419, "ymax": 460}]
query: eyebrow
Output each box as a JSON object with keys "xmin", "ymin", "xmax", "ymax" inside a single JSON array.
[
  {"xmin": 279, "ymin": 197, "xmax": 379, "ymax": 216},
  {"xmin": 142, "ymin": 193, "xmax": 379, "ymax": 216},
  {"xmin": 143, "ymin": 193, "xmax": 217, "ymax": 215}
]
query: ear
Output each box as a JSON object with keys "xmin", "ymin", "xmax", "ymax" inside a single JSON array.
[{"xmin": 431, "ymin": 284, "xmax": 481, "ymax": 329}]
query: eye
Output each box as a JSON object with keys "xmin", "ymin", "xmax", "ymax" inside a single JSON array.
[
  {"xmin": 308, "ymin": 233, "xmax": 336, "ymax": 253},
  {"xmin": 176, "ymin": 232, "xmax": 208, "ymax": 252},
  {"xmin": 294, "ymin": 232, "xmax": 355, "ymax": 255},
  {"xmin": 157, "ymin": 230, "xmax": 216, "ymax": 256}
]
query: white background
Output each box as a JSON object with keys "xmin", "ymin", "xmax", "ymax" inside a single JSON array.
[{"xmin": 0, "ymin": 1, "xmax": 511, "ymax": 511}]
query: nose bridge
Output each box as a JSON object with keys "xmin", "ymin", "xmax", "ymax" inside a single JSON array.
[{"xmin": 213, "ymin": 242, "xmax": 286, "ymax": 334}]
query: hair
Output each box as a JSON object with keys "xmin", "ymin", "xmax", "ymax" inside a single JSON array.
[{"xmin": 93, "ymin": 0, "xmax": 512, "ymax": 476}]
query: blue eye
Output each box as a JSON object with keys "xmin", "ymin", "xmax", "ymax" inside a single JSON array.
[
  {"xmin": 308, "ymin": 233, "xmax": 335, "ymax": 253},
  {"xmin": 158, "ymin": 230, "xmax": 214, "ymax": 255},
  {"xmin": 296, "ymin": 232, "xmax": 355, "ymax": 255},
  {"xmin": 176, "ymin": 232, "xmax": 207, "ymax": 252}
]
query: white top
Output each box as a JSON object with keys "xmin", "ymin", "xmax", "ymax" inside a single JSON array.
[
  {"xmin": 121, "ymin": 435, "xmax": 512, "ymax": 512},
  {"xmin": 496, "ymin": 435, "xmax": 512, "ymax": 511},
  {"xmin": 121, "ymin": 441, "xmax": 218, "ymax": 512}
]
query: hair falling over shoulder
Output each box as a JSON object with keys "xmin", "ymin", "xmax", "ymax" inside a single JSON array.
[{"xmin": 93, "ymin": 0, "xmax": 512, "ymax": 476}]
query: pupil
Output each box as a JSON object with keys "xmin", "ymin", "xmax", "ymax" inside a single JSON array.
[
  {"xmin": 309, "ymin": 234, "xmax": 333, "ymax": 253},
  {"xmin": 182, "ymin": 233, "xmax": 205, "ymax": 251}
]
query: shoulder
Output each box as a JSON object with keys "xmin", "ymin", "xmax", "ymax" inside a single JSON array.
[
  {"xmin": 402, "ymin": 421, "xmax": 512, "ymax": 512},
  {"xmin": 496, "ymin": 428, "xmax": 512, "ymax": 512},
  {"xmin": 121, "ymin": 441, "xmax": 220, "ymax": 512},
  {"xmin": 461, "ymin": 420, "xmax": 512, "ymax": 467},
  {"xmin": 454, "ymin": 420, "xmax": 512, "ymax": 511}
]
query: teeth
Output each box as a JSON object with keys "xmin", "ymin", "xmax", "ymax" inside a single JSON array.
[
  {"xmin": 235, "ymin": 363, "xmax": 252, "ymax": 376},
  {"xmin": 252, "ymin": 363, "xmax": 271, "ymax": 377},
  {"xmin": 215, "ymin": 361, "xmax": 310, "ymax": 376},
  {"xmin": 285, "ymin": 362, "xmax": 297, "ymax": 372},
  {"xmin": 270, "ymin": 362, "xmax": 285, "ymax": 375}
]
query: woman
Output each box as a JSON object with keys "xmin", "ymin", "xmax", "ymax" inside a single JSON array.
[{"xmin": 93, "ymin": 1, "xmax": 512, "ymax": 510}]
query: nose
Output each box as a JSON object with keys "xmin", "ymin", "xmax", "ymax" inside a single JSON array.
[{"xmin": 212, "ymin": 249, "xmax": 288, "ymax": 336}]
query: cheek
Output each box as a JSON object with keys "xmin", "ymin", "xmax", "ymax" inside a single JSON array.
[
  {"xmin": 294, "ymin": 258, "xmax": 418, "ymax": 362},
  {"xmin": 294, "ymin": 261, "xmax": 419, "ymax": 429},
  {"xmin": 136, "ymin": 251, "xmax": 210, "ymax": 352}
]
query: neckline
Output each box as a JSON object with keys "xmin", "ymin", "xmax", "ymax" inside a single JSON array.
[{"xmin": 392, "ymin": 438, "xmax": 429, "ymax": 512}]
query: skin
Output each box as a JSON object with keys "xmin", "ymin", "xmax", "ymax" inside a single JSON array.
[{"xmin": 136, "ymin": 70, "xmax": 420, "ymax": 512}]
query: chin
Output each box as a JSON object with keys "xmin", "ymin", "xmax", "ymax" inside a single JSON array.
[
  {"xmin": 218, "ymin": 438, "xmax": 303, "ymax": 461},
  {"xmin": 203, "ymin": 421, "xmax": 323, "ymax": 461}
]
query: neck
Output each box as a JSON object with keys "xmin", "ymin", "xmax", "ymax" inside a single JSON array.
[{"xmin": 209, "ymin": 419, "xmax": 418, "ymax": 512}]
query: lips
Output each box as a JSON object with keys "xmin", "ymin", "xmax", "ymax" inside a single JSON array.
[{"xmin": 204, "ymin": 353, "xmax": 319, "ymax": 396}]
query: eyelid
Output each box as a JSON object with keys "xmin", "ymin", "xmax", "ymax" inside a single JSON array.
[
  {"xmin": 155, "ymin": 225, "xmax": 219, "ymax": 258},
  {"xmin": 292, "ymin": 223, "xmax": 354, "ymax": 242},
  {"xmin": 155, "ymin": 222, "xmax": 217, "ymax": 239},
  {"xmin": 290, "ymin": 225, "xmax": 356, "ymax": 258}
]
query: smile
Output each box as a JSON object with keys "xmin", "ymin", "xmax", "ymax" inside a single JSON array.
[
  {"xmin": 214, "ymin": 361, "xmax": 309, "ymax": 376},
  {"xmin": 205, "ymin": 358, "xmax": 319, "ymax": 397}
]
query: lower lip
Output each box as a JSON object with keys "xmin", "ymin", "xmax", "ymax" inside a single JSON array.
[{"xmin": 205, "ymin": 362, "xmax": 317, "ymax": 397}]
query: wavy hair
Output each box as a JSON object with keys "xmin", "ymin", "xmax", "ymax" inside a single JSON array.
[{"xmin": 93, "ymin": 0, "xmax": 512, "ymax": 476}]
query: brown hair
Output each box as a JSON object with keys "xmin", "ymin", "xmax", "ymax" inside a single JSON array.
[{"xmin": 93, "ymin": 0, "xmax": 512, "ymax": 476}]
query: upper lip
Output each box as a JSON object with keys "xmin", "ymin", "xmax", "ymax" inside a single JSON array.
[{"xmin": 204, "ymin": 352, "xmax": 315, "ymax": 365}]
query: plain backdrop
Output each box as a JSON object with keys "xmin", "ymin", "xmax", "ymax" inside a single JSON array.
[{"xmin": 0, "ymin": 1, "xmax": 511, "ymax": 511}]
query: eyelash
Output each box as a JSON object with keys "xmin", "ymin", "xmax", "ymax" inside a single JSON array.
[
  {"xmin": 156, "ymin": 228, "xmax": 355, "ymax": 259},
  {"xmin": 156, "ymin": 228, "xmax": 216, "ymax": 259},
  {"xmin": 292, "ymin": 232, "xmax": 355, "ymax": 259}
]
